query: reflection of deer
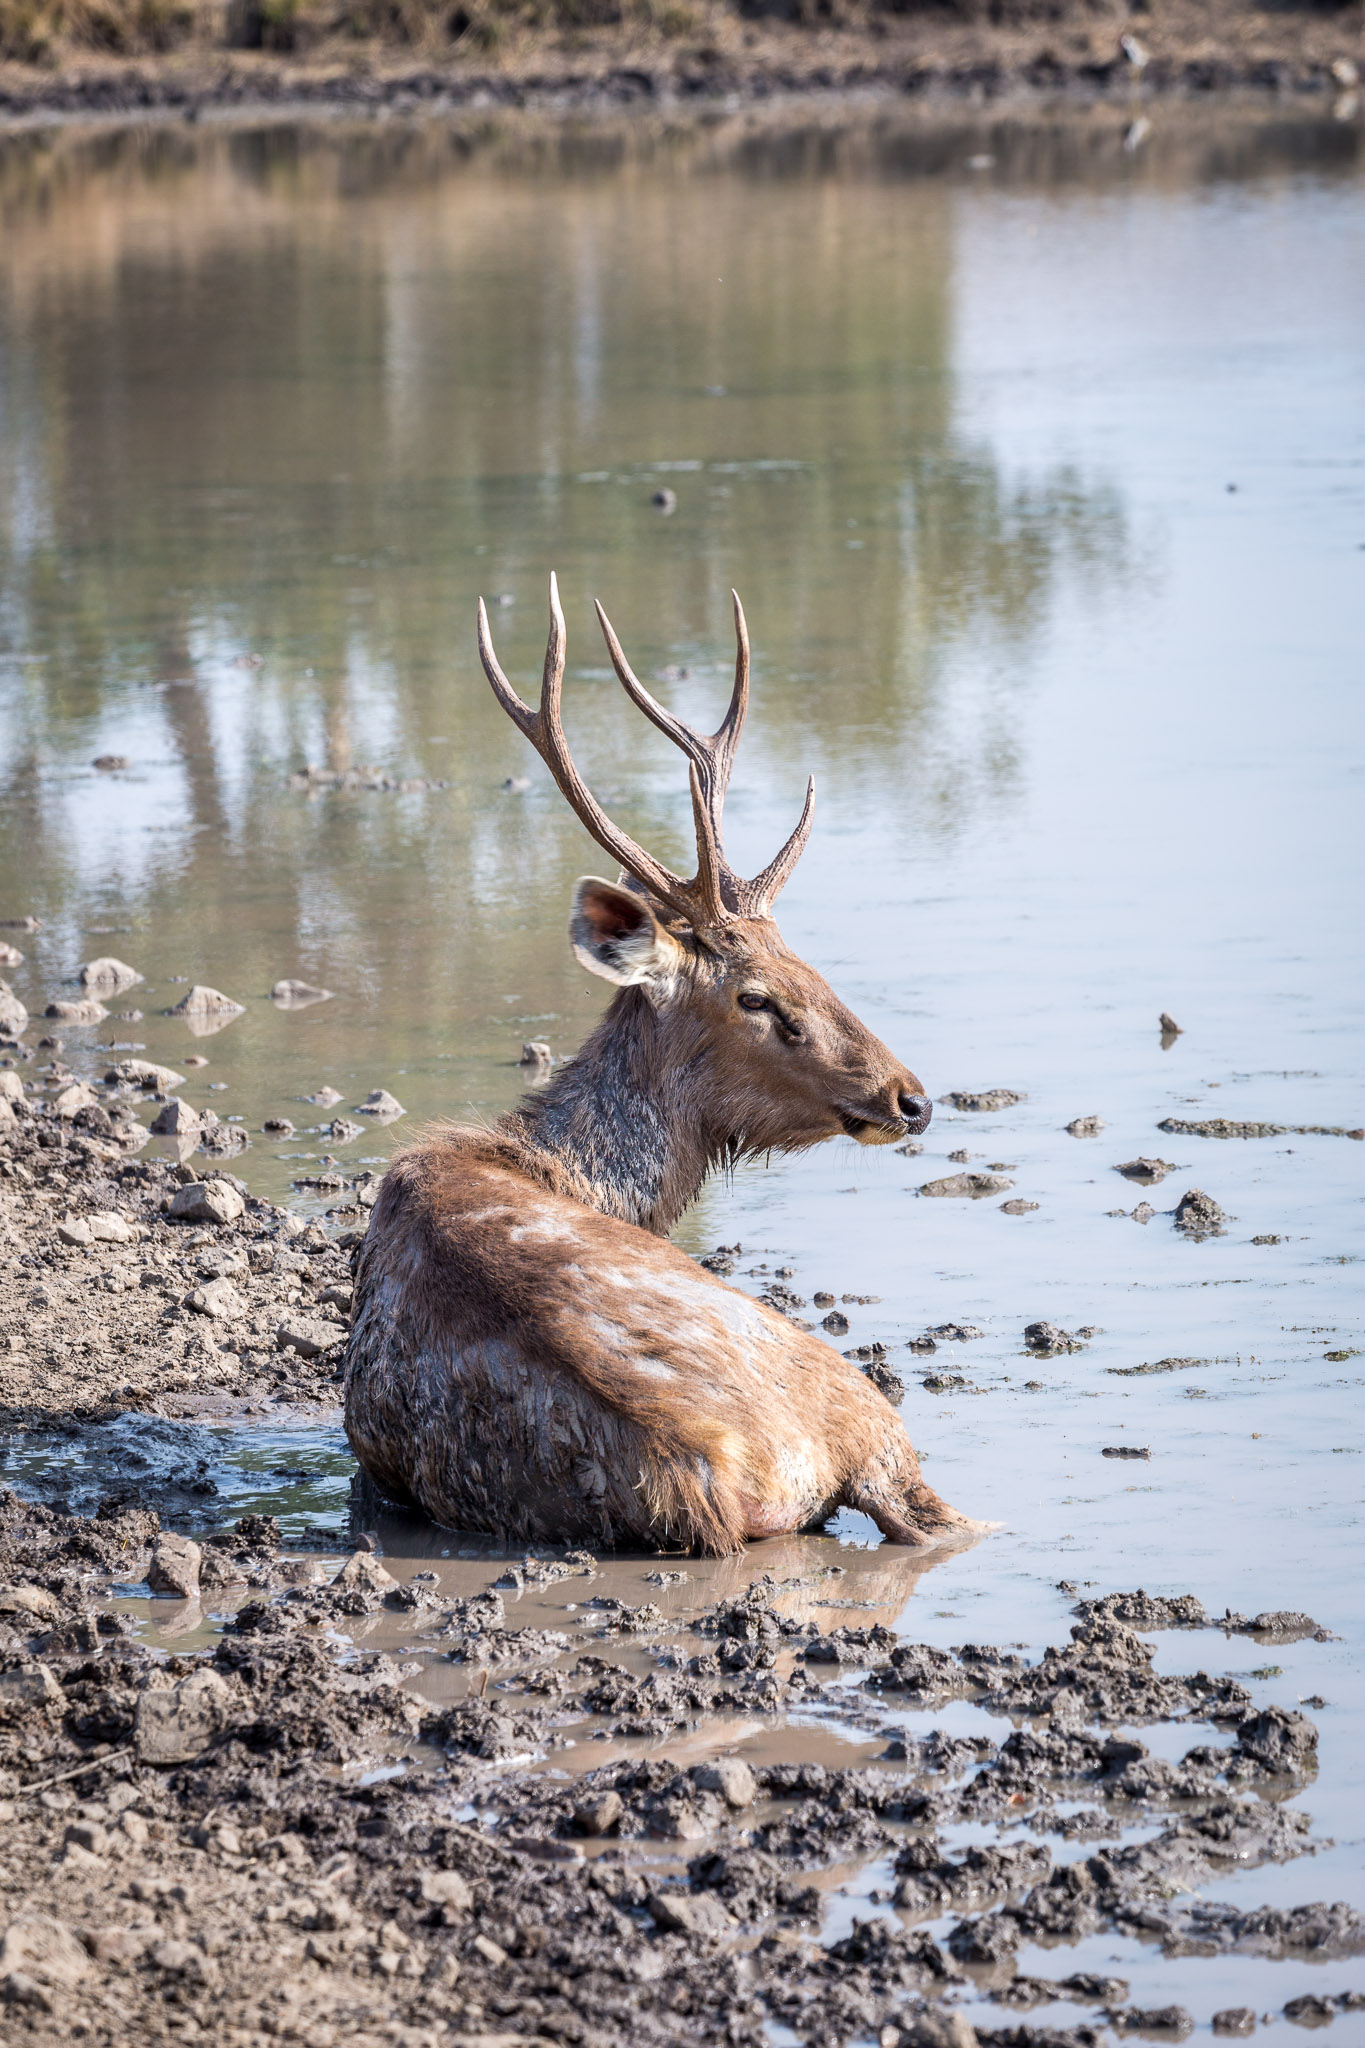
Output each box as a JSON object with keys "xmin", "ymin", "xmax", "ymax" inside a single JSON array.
[{"xmin": 345, "ymin": 579, "xmax": 981, "ymax": 1555}]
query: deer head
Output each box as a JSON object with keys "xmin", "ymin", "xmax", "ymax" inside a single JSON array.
[{"xmin": 479, "ymin": 575, "xmax": 931, "ymax": 1160}]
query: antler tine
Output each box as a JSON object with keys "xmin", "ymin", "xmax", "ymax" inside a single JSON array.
[
  {"xmin": 593, "ymin": 592, "xmax": 750, "ymax": 804},
  {"xmin": 480, "ymin": 576, "xmax": 719, "ymax": 927},
  {"xmin": 741, "ymin": 775, "xmax": 816, "ymax": 918}
]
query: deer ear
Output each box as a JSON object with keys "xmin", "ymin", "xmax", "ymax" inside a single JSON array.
[{"xmin": 570, "ymin": 878, "xmax": 684, "ymax": 989}]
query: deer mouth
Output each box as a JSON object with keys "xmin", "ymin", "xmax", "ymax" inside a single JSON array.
[{"xmin": 837, "ymin": 1109, "xmax": 908, "ymax": 1146}]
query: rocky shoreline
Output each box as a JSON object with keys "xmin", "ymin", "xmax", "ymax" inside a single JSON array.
[
  {"xmin": 3, "ymin": 1071, "xmax": 1364, "ymax": 2044},
  {"xmin": 0, "ymin": 2, "xmax": 1362, "ymax": 126}
]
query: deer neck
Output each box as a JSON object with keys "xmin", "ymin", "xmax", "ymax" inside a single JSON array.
[{"xmin": 507, "ymin": 990, "xmax": 717, "ymax": 1235}]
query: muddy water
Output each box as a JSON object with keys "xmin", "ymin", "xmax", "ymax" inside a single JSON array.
[{"xmin": 2, "ymin": 103, "xmax": 1364, "ymax": 2028}]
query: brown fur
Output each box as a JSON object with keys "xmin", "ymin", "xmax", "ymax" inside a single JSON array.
[{"xmin": 344, "ymin": 585, "xmax": 980, "ymax": 1553}]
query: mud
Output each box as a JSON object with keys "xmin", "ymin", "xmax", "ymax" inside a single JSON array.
[{"xmin": 0, "ymin": 1459, "xmax": 1356, "ymax": 2046}]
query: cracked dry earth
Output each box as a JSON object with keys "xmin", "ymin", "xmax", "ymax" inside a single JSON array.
[{"xmin": 2, "ymin": 1075, "xmax": 1364, "ymax": 2047}]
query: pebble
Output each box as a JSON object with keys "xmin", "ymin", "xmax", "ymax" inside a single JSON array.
[
  {"xmin": 355, "ymin": 1088, "xmax": 405, "ymax": 1118},
  {"xmin": 651, "ymin": 488, "xmax": 678, "ymax": 514},
  {"xmin": 1000, "ymin": 1199, "xmax": 1039, "ymax": 1215},
  {"xmin": 168, "ymin": 1179, "xmax": 245, "ymax": 1225},
  {"xmin": 148, "ymin": 1532, "xmax": 202, "ymax": 1598},
  {"xmin": 519, "ymin": 1041, "xmax": 553, "ymax": 1067},
  {"xmin": 105, "ymin": 1057, "xmax": 185, "ymax": 1090},
  {"xmin": 276, "ymin": 1314, "xmax": 347, "ymax": 1358},
  {"xmin": 1066, "ymin": 1115, "xmax": 1105, "ymax": 1137},
  {"xmin": 78, "ymin": 957, "xmax": 142, "ymax": 993},
  {"xmin": 263, "ymin": 1117, "xmax": 295, "ymax": 1135},
  {"xmin": 150, "ymin": 1096, "xmax": 203, "ymax": 1136},
  {"xmin": 168, "ymin": 984, "xmax": 246, "ymax": 1019},
  {"xmin": 305, "ymin": 1086, "xmax": 344, "ymax": 1107},
  {"xmin": 271, "ymin": 979, "xmax": 333, "ymax": 1007},
  {"xmin": 92, "ymin": 754, "xmax": 130, "ymax": 771}
]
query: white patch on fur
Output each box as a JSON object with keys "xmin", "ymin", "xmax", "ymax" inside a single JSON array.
[{"xmin": 508, "ymin": 1209, "xmax": 582, "ymax": 1245}]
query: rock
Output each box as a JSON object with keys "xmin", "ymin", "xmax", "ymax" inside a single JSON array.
[
  {"xmin": 56, "ymin": 1214, "xmax": 93, "ymax": 1246},
  {"xmin": 920, "ymin": 1173, "xmax": 1013, "ymax": 1199},
  {"xmin": 1000, "ymin": 1199, "xmax": 1039, "ymax": 1214},
  {"xmin": 169, "ymin": 1179, "xmax": 245, "ymax": 1225},
  {"xmin": 1115, "ymin": 1157, "xmax": 1180, "ymax": 1183},
  {"xmin": 134, "ymin": 1667, "xmax": 232, "ymax": 1764},
  {"xmin": 78, "ymin": 957, "xmax": 142, "ymax": 993},
  {"xmin": 1211, "ymin": 2011, "xmax": 1256, "ymax": 2036},
  {"xmin": 62, "ymin": 1820, "xmax": 110, "ymax": 1859},
  {"xmin": 1102, "ymin": 1445, "xmax": 1151, "ymax": 1460},
  {"xmin": 306, "ymin": 1086, "xmax": 344, "ymax": 1106},
  {"xmin": 821, "ymin": 1309, "xmax": 850, "ymax": 1334},
  {"xmin": 271, "ymin": 979, "xmax": 333, "ymax": 1007},
  {"xmin": 419, "ymin": 1869, "xmax": 473, "ymax": 1913},
  {"xmin": 168, "ymin": 985, "xmax": 246, "ymax": 1018},
  {"xmin": 1109, "ymin": 2010, "xmax": 1192, "ymax": 2040},
  {"xmin": 56, "ymin": 1210, "xmax": 135, "ymax": 1247},
  {"xmin": 105, "ymin": 1058, "xmax": 185, "ymax": 1090},
  {"xmin": 263, "ymin": 1117, "xmax": 295, "ymax": 1135},
  {"xmin": 148, "ymin": 1532, "xmax": 202, "ymax": 1598},
  {"xmin": 647, "ymin": 1891, "xmax": 734, "ymax": 1938},
  {"xmin": 1159, "ymin": 1011, "xmax": 1184, "ymax": 1037},
  {"xmin": 1066, "ymin": 1116, "xmax": 1105, "ymax": 1137},
  {"xmin": 327, "ymin": 1117, "xmax": 364, "ymax": 1143},
  {"xmin": 0, "ymin": 1915, "xmax": 90, "ymax": 1991},
  {"xmin": 651, "ymin": 487, "xmax": 678, "ymax": 513},
  {"xmin": 0, "ymin": 1662, "xmax": 63, "ymax": 1707},
  {"xmin": 188, "ymin": 1276, "xmax": 245, "ymax": 1320},
  {"xmin": 1174, "ymin": 1187, "xmax": 1227, "ymax": 1237},
  {"xmin": 331, "ymin": 1550, "xmax": 398, "ymax": 1595},
  {"xmin": 0, "ymin": 986, "xmax": 28, "ymax": 1034},
  {"xmin": 1237, "ymin": 1706, "xmax": 1317, "ymax": 1775},
  {"xmin": 0, "ymin": 943, "xmax": 22, "ymax": 968},
  {"xmin": 519, "ymin": 1041, "xmax": 553, "ymax": 1067},
  {"xmin": 44, "ymin": 999, "xmax": 107, "ymax": 1025},
  {"xmin": 503, "ymin": 774, "xmax": 532, "ymax": 792},
  {"xmin": 92, "ymin": 754, "xmax": 130, "ymax": 771},
  {"xmin": 150, "ymin": 1096, "xmax": 203, "ymax": 1136},
  {"xmin": 940, "ymin": 1089, "xmax": 1023, "ymax": 1112},
  {"xmin": 355, "ymin": 1088, "xmax": 405, "ymax": 1118},
  {"xmin": 1024, "ymin": 1321, "xmax": 1087, "ymax": 1354},
  {"xmin": 572, "ymin": 1791, "xmax": 624, "ymax": 1836},
  {"xmin": 899, "ymin": 2018, "xmax": 979, "ymax": 2048},
  {"xmin": 276, "ymin": 1314, "xmax": 347, "ymax": 1358},
  {"xmin": 691, "ymin": 1757, "xmax": 757, "ymax": 1809},
  {"xmin": 51, "ymin": 1081, "xmax": 99, "ymax": 1117},
  {"xmin": 0, "ymin": 1584, "xmax": 62, "ymax": 1623},
  {"xmin": 0, "ymin": 1071, "xmax": 24, "ymax": 1100}
]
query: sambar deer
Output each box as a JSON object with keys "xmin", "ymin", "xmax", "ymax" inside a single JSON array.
[{"xmin": 344, "ymin": 577, "xmax": 979, "ymax": 1555}]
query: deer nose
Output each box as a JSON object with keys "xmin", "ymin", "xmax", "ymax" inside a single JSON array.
[{"xmin": 898, "ymin": 1091, "xmax": 932, "ymax": 1134}]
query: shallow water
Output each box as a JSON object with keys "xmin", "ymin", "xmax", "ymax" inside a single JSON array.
[{"xmin": 1, "ymin": 100, "xmax": 1364, "ymax": 2029}]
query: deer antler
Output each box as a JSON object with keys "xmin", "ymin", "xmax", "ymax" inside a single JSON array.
[{"xmin": 479, "ymin": 574, "xmax": 816, "ymax": 928}]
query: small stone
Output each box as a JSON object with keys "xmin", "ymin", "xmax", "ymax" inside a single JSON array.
[
  {"xmin": 471, "ymin": 1933, "xmax": 508, "ymax": 1966},
  {"xmin": 919, "ymin": 1173, "xmax": 1013, "ymax": 1199},
  {"xmin": 263, "ymin": 1117, "xmax": 295, "ymax": 1135},
  {"xmin": 1102, "ymin": 1445, "xmax": 1151, "ymax": 1460},
  {"xmin": 51, "ymin": 1080, "xmax": 99, "ymax": 1116},
  {"xmin": 271, "ymin": 979, "xmax": 333, "ymax": 1007},
  {"xmin": 276, "ymin": 1314, "xmax": 347, "ymax": 1358},
  {"xmin": 92, "ymin": 754, "xmax": 130, "ymax": 771},
  {"xmin": 519, "ymin": 1041, "xmax": 553, "ymax": 1067},
  {"xmin": 821, "ymin": 1309, "xmax": 850, "ymax": 1334},
  {"xmin": 44, "ymin": 998, "xmax": 107, "ymax": 1025},
  {"xmin": 79, "ymin": 957, "xmax": 142, "ymax": 993},
  {"xmin": 0, "ymin": 1662, "xmax": 63, "ymax": 1707},
  {"xmin": 169, "ymin": 1179, "xmax": 244, "ymax": 1225},
  {"xmin": 572, "ymin": 1790, "xmax": 624, "ymax": 1836},
  {"xmin": 651, "ymin": 487, "xmax": 678, "ymax": 513},
  {"xmin": 150, "ymin": 1096, "xmax": 203, "ymax": 1136},
  {"xmin": 419, "ymin": 1869, "xmax": 472, "ymax": 1912},
  {"xmin": 134, "ymin": 1668, "xmax": 232, "ymax": 1764},
  {"xmin": 691, "ymin": 1757, "xmax": 756, "ymax": 1809},
  {"xmin": 0, "ymin": 943, "xmax": 22, "ymax": 967},
  {"xmin": 1159, "ymin": 1011, "xmax": 1184, "ymax": 1036},
  {"xmin": 1211, "ymin": 2013, "xmax": 1256, "ymax": 2038},
  {"xmin": 62, "ymin": 1820, "xmax": 110, "ymax": 1859},
  {"xmin": 56, "ymin": 1215, "xmax": 93, "ymax": 1246},
  {"xmin": 0, "ymin": 1914, "xmax": 90, "ymax": 1991},
  {"xmin": 940, "ymin": 1089, "xmax": 1023, "ymax": 1112},
  {"xmin": 327, "ymin": 1117, "xmax": 364, "ymax": 1143},
  {"xmin": 188, "ymin": 1276, "xmax": 245, "ymax": 1320},
  {"xmin": 148, "ymin": 1532, "xmax": 202, "ymax": 1598},
  {"xmin": 647, "ymin": 1892, "xmax": 735, "ymax": 1938},
  {"xmin": 0, "ymin": 1584, "xmax": 62, "ymax": 1623},
  {"xmin": 331, "ymin": 1550, "xmax": 397, "ymax": 1595},
  {"xmin": 355, "ymin": 1087, "xmax": 405, "ymax": 1118},
  {"xmin": 1115, "ymin": 1157, "xmax": 1180, "ymax": 1183},
  {"xmin": 1174, "ymin": 1187, "xmax": 1227, "ymax": 1237},
  {"xmin": 168, "ymin": 985, "xmax": 246, "ymax": 1018},
  {"xmin": 1000, "ymin": 1199, "xmax": 1039, "ymax": 1215},
  {"xmin": 105, "ymin": 1058, "xmax": 185, "ymax": 1090},
  {"xmin": 0, "ymin": 1071, "xmax": 24, "ymax": 1100},
  {"xmin": 899, "ymin": 2018, "xmax": 979, "ymax": 2048},
  {"xmin": 1024, "ymin": 1320, "xmax": 1085, "ymax": 1354},
  {"xmin": 1066, "ymin": 1115, "xmax": 1105, "ymax": 1137},
  {"xmin": 306, "ymin": 1085, "xmax": 344, "ymax": 1107}
]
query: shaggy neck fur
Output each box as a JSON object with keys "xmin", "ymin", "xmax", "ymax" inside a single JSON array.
[{"xmin": 506, "ymin": 987, "xmax": 726, "ymax": 1235}]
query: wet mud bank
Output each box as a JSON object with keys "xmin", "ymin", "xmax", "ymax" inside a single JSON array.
[
  {"xmin": 2, "ymin": 1106, "xmax": 1363, "ymax": 2044},
  {"xmin": 0, "ymin": 1482, "xmax": 1359, "ymax": 2046}
]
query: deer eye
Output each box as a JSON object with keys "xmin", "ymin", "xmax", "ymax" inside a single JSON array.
[{"xmin": 737, "ymin": 992, "xmax": 768, "ymax": 1013}]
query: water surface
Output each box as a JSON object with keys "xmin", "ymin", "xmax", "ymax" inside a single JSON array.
[{"xmin": 1, "ymin": 101, "xmax": 1363, "ymax": 2028}]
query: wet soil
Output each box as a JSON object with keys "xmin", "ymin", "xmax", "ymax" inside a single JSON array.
[{"xmin": 1, "ymin": 1121, "xmax": 1362, "ymax": 2044}]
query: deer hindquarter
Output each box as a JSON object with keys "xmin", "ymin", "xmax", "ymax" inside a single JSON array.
[{"xmin": 342, "ymin": 1139, "xmax": 971, "ymax": 1554}]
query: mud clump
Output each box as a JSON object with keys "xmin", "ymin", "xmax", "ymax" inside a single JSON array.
[
  {"xmin": 1024, "ymin": 1321, "xmax": 1092, "ymax": 1354},
  {"xmin": 921, "ymin": 1172, "xmax": 1014, "ymax": 1199},
  {"xmin": 1173, "ymin": 1187, "xmax": 1227, "ymax": 1237},
  {"xmin": 942, "ymin": 1090, "xmax": 1024, "ymax": 1113}
]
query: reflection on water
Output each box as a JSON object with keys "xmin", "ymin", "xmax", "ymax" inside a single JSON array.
[{"xmin": 1, "ymin": 101, "xmax": 1364, "ymax": 2017}]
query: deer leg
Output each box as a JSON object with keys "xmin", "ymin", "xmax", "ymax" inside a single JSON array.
[{"xmin": 848, "ymin": 1432, "xmax": 989, "ymax": 1548}]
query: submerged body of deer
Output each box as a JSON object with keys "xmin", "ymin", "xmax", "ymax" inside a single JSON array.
[{"xmin": 344, "ymin": 579, "xmax": 979, "ymax": 1554}]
